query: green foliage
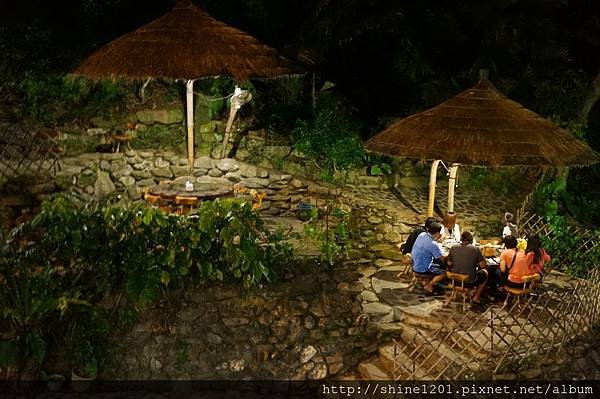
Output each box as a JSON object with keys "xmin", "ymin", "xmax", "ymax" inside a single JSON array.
[
  {"xmin": 302, "ymin": 202, "xmax": 351, "ymax": 266},
  {"xmin": 69, "ymin": 307, "xmax": 109, "ymax": 378},
  {"xmin": 363, "ymin": 153, "xmax": 392, "ymax": 176},
  {"xmin": 0, "ymin": 246, "xmax": 81, "ymax": 367},
  {"xmin": 532, "ymin": 177, "xmax": 568, "ymax": 218},
  {"xmin": 292, "ymin": 104, "xmax": 366, "ymax": 181},
  {"xmin": 0, "ymin": 195, "xmax": 294, "ymax": 376},
  {"xmin": 531, "ymin": 176, "xmax": 600, "ymax": 276},
  {"xmin": 538, "ymin": 215, "xmax": 600, "ymax": 277},
  {"xmin": 22, "ymin": 196, "xmax": 291, "ymax": 301},
  {"xmin": 18, "ymin": 75, "xmax": 127, "ymax": 127},
  {"xmin": 132, "ymin": 124, "xmax": 184, "ymax": 151}
]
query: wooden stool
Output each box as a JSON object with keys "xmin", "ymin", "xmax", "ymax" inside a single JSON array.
[
  {"xmin": 175, "ymin": 196, "xmax": 200, "ymax": 213},
  {"xmin": 112, "ymin": 135, "xmax": 134, "ymax": 153},
  {"xmin": 408, "ymin": 270, "xmax": 432, "ymax": 292},
  {"xmin": 504, "ymin": 273, "xmax": 541, "ymax": 308},
  {"xmin": 444, "ymin": 272, "xmax": 475, "ymax": 311},
  {"xmin": 144, "ymin": 193, "xmax": 161, "ymax": 205},
  {"xmin": 396, "ymin": 245, "xmax": 413, "ymax": 278}
]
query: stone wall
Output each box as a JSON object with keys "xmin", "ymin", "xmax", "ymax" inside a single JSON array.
[
  {"xmin": 107, "ymin": 267, "xmax": 378, "ymax": 380},
  {"xmin": 349, "ymin": 201, "xmax": 417, "ymax": 263},
  {"xmin": 51, "ymin": 150, "xmax": 342, "ymax": 217}
]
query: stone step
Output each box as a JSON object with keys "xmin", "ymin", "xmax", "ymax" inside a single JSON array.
[
  {"xmin": 400, "ymin": 324, "xmax": 479, "ymax": 377},
  {"xmin": 374, "ymin": 322, "xmax": 404, "ymax": 333},
  {"xmin": 357, "ymin": 359, "xmax": 393, "ymax": 380},
  {"xmin": 378, "ymin": 342, "xmax": 433, "ymax": 379}
]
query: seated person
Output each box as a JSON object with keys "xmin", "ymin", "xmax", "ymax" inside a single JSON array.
[
  {"xmin": 499, "ymin": 235, "xmax": 531, "ymax": 288},
  {"xmin": 502, "ymin": 212, "xmax": 518, "ymax": 238},
  {"xmin": 525, "ymin": 234, "xmax": 551, "ymax": 287},
  {"xmin": 411, "ymin": 222, "xmax": 446, "ymax": 293},
  {"xmin": 401, "ymin": 217, "xmax": 437, "ymax": 255},
  {"xmin": 441, "ymin": 214, "xmax": 461, "ymax": 242},
  {"xmin": 447, "ymin": 231, "xmax": 488, "ymax": 303},
  {"xmin": 525, "ymin": 235, "xmax": 551, "ymax": 273}
]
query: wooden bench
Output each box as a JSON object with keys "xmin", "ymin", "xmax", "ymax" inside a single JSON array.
[{"xmin": 444, "ymin": 271, "xmax": 475, "ymax": 311}]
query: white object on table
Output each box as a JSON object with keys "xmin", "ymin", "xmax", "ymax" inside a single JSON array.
[{"xmin": 185, "ymin": 180, "xmax": 194, "ymax": 192}]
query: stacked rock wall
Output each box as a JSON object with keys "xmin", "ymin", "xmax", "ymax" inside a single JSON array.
[{"xmin": 108, "ymin": 267, "xmax": 378, "ymax": 380}]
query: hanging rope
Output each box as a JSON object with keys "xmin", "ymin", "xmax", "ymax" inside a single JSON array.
[{"xmin": 192, "ymin": 91, "xmax": 233, "ymax": 101}]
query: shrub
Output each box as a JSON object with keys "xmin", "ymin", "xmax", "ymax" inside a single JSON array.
[
  {"xmin": 17, "ymin": 75, "xmax": 127, "ymax": 126},
  {"xmin": 292, "ymin": 104, "xmax": 366, "ymax": 181}
]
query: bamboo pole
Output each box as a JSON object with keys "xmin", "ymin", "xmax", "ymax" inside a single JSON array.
[
  {"xmin": 185, "ymin": 80, "xmax": 195, "ymax": 170},
  {"xmin": 428, "ymin": 160, "xmax": 441, "ymax": 217},
  {"xmin": 221, "ymin": 105, "xmax": 238, "ymax": 159},
  {"xmin": 447, "ymin": 163, "xmax": 459, "ymax": 213}
]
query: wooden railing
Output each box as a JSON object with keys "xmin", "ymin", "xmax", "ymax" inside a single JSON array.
[{"xmin": 392, "ymin": 268, "xmax": 600, "ymax": 380}]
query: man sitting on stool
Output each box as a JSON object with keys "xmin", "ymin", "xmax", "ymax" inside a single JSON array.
[
  {"xmin": 411, "ymin": 222, "xmax": 447, "ymax": 293},
  {"xmin": 447, "ymin": 231, "xmax": 488, "ymax": 303},
  {"xmin": 401, "ymin": 217, "xmax": 438, "ymax": 255}
]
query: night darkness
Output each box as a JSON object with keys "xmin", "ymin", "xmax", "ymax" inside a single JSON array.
[{"xmin": 3, "ymin": 0, "xmax": 599, "ymax": 121}]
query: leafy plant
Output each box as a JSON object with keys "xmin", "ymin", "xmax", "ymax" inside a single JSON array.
[
  {"xmin": 292, "ymin": 103, "xmax": 366, "ymax": 181},
  {"xmin": 17, "ymin": 75, "xmax": 127, "ymax": 127},
  {"xmin": 0, "ymin": 247, "xmax": 79, "ymax": 367},
  {"xmin": 132, "ymin": 124, "xmax": 185, "ymax": 152},
  {"xmin": 303, "ymin": 200, "xmax": 351, "ymax": 266},
  {"xmin": 69, "ymin": 307, "xmax": 109, "ymax": 378},
  {"xmin": 364, "ymin": 153, "xmax": 392, "ymax": 176}
]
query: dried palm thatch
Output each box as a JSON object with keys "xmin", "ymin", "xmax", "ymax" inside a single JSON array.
[
  {"xmin": 72, "ymin": 1, "xmax": 295, "ymax": 81},
  {"xmin": 364, "ymin": 77, "xmax": 600, "ymax": 167}
]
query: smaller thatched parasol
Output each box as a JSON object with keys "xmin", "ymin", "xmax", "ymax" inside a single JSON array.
[
  {"xmin": 73, "ymin": 0, "xmax": 296, "ymax": 168},
  {"xmin": 365, "ymin": 70, "xmax": 600, "ymax": 218}
]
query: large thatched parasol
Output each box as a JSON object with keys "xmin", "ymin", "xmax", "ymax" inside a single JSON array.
[
  {"xmin": 365, "ymin": 70, "xmax": 600, "ymax": 218},
  {"xmin": 73, "ymin": 0, "xmax": 295, "ymax": 168}
]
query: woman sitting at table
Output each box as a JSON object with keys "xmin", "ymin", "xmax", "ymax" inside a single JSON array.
[
  {"xmin": 525, "ymin": 235, "xmax": 551, "ymax": 286},
  {"xmin": 499, "ymin": 235, "xmax": 531, "ymax": 289}
]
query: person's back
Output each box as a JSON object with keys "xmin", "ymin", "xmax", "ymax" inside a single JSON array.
[
  {"xmin": 448, "ymin": 244, "xmax": 483, "ymax": 277},
  {"xmin": 411, "ymin": 232, "xmax": 438, "ymax": 273},
  {"xmin": 525, "ymin": 235, "xmax": 551, "ymax": 274},
  {"xmin": 527, "ymin": 248, "xmax": 550, "ymax": 274},
  {"xmin": 501, "ymin": 247, "xmax": 528, "ymax": 283},
  {"xmin": 402, "ymin": 217, "xmax": 438, "ymax": 255},
  {"xmin": 402, "ymin": 227, "xmax": 426, "ymax": 255}
]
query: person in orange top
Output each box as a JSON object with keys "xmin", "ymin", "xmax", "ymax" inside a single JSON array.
[
  {"xmin": 525, "ymin": 235, "xmax": 551, "ymax": 274},
  {"xmin": 499, "ymin": 235, "xmax": 530, "ymax": 288}
]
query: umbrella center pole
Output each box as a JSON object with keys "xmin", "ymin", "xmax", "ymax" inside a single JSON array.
[
  {"xmin": 428, "ymin": 160, "xmax": 441, "ymax": 217},
  {"xmin": 186, "ymin": 80, "xmax": 195, "ymax": 171},
  {"xmin": 447, "ymin": 163, "xmax": 459, "ymax": 213}
]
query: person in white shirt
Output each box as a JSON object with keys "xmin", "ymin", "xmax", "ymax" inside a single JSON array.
[{"xmin": 502, "ymin": 212, "xmax": 518, "ymax": 238}]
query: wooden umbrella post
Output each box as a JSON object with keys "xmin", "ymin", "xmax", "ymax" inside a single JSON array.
[
  {"xmin": 222, "ymin": 105, "xmax": 238, "ymax": 159},
  {"xmin": 428, "ymin": 160, "xmax": 441, "ymax": 217},
  {"xmin": 186, "ymin": 79, "xmax": 195, "ymax": 171},
  {"xmin": 447, "ymin": 163, "xmax": 459, "ymax": 213},
  {"xmin": 444, "ymin": 163, "xmax": 460, "ymax": 239}
]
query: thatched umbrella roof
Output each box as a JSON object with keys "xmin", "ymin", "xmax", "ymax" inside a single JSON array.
[
  {"xmin": 72, "ymin": 1, "xmax": 295, "ymax": 81},
  {"xmin": 364, "ymin": 76, "xmax": 600, "ymax": 167}
]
